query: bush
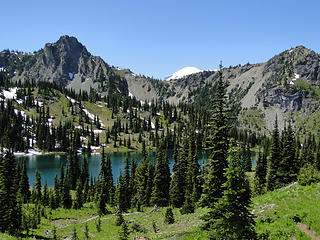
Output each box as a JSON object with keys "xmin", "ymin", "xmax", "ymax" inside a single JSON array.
[
  {"xmin": 119, "ymin": 221, "xmax": 129, "ymax": 240},
  {"xmin": 298, "ymin": 163, "xmax": 320, "ymax": 186},
  {"xmin": 115, "ymin": 213, "xmax": 125, "ymax": 226},
  {"xmin": 131, "ymin": 222, "xmax": 145, "ymax": 233},
  {"xmin": 164, "ymin": 207, "xmax": 175, "ymax": 224}
]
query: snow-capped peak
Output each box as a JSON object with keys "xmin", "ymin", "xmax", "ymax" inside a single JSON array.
[{"xmin": 165, "ymin": 66, "xmax": 203, "ymax": 81}]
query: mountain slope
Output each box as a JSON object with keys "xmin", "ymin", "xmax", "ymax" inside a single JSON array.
[
  {"xmin": 1, "ymin": 37, "xmax": 320, "ymax": 133},
  {"xmin": 163, "ymin": 46, "xmax": 320, "ymax": 132},
  {"xmin": 0, "ymin": 35, "xmax": 128, "ymax": 95}
]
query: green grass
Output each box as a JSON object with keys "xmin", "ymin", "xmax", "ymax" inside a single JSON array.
[
  {"xmin": 2, "ymin": 183, "xmax": 320, "ymax": 239},
  {"xmin": 9, "ymin": 204, "xmax": 209, "ymax": 240},
  {"xmin": 254, "ymin": 183, "xmax": 320, "ymax": 239},
  {"xmin": 238, "ymin": 108, "xmax": 267, "ymax": 133},
  {"xmin": 292, "ymin": 79, "xmax": 320, "ymax": 100},
  {"xmin": 295, "ymin": 109, "xmax": 320, "ymax": 142}
]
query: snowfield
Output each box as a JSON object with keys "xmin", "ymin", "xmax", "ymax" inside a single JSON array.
[
  {"xmin": 165, "ymin": 66, "xmax": 203, "ymax": 81},
  {"xmin": 290, "ymin": 73, "xmax": 300, "ymax": 85},
  {"xmin": 2, "ymin": 87, "xmax": 17, "ymax": 99}
]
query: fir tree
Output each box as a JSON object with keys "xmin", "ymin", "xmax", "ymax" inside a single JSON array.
[
  {"xmin": 151, "ymin": 144, "xmax": 171, "ymax": 207},
  {"xmin": 200, "ymin": 63, "xmax": 229, "ymax": 208},
  {"xmin": 18, "ymin": 161, "xmax": 30, "ymax": 203},
  {"xmin": 169, "ymin": 142, "xmax": 186, "ymax": 208},
  {"xmin": 135, "ymin": 149, "xmax": 154, "ymax": 206},
  {"xmin": 254, "ymin": 151, "xmax": 267, "ymax": 195},
  {"xmin": 279, "ymin": 122, "xmax": 297, "ymax": 184},
  {"xmin": 204, "ymin": 153, "xmax": 256, "ymax": 240},
  {"xmin": 181, "ymin": 129, "xmax": 200, "ymax": 212},
  {"xmin": 119, "ymin": 221, "xmax": 129, "ymax": 240},
  {"xmin": 74, "ymin": 179, "xmax": 83, "ymax": 209},
  {"xmin": 164, "ymin": 207, "xmax": 175, "ymax": 224},
  {"xmin": 35, "ymin": 169, "xmax": 42, "ymax": 202},
  {"xmin": 0, "ymin": 152, "xmax": 22, "ymax": 235},
  {"xmin": 266, "ymin": 116, "xmax": 281, "ymax": 191}
]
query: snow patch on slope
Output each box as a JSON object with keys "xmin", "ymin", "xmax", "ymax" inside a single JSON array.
[
  {"xmin": 165, "ymin": 66, "xmax": 203, "ymax": 81},
  {"xmin": 2, "ymin": 87, "xmax": 17, "ymax": 99},
  {"xmin": 290, "ymin": 73, "xmax": 300, "ymax": 85}
]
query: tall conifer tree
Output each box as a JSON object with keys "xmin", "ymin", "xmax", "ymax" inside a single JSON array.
[
  {"xmin": 200, "ymin": 62, "xmax": 229, "ymax": 208},
  {"xmin": 266, "ymin": 116, "xmax": 281, "ymax": 191}
]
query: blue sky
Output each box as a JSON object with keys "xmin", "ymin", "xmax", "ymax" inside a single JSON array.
[{"xmin": 1, "ymin": 0, "xmax": 319, "ymax": 79}]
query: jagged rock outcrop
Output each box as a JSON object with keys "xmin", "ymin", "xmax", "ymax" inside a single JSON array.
[{"xmin": 0, "ymin": 35, "xmax": 128, "ymax": 95}]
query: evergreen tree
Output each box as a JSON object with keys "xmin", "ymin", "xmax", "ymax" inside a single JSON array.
[
  {"xmin": 266, "ymin": 116, "xmax": 281, "ymax": 191},
  {"xmin": 203, "ymin": 153, "xmax": 256, "ymax": 240},
  {"xmin": 135, "ymin": 150, "xmax": 154, "ymax": 207},
  {"xmin": 116, "ymin": 171, "xmax": 128, "ymax": 212},
  {"xmin": 169, "ymin": 143, "xmax": 186, "ymax": 208},
  {"xmin": 119, "ymin": 221, "xmax": 129, "ymax": 240},
  {"xmin": 151, "ymin": 144, "xmax": 171, "ymax": 207},
  {"xmin": 0, "ymin": 152, "xmax": 22, "ymax": 235},
  {"xmin": 181, "ymin": 129, "xmax": 200, "ymax": 213},
  {"xmin": 18, "ymin": 161, "xmax": 30, "ymax": 203},
  {"xmin": 279, "ymin": 122, "xmax": 297, "ymax": 184},
  {"xmin": 98, "ymin": 147, "xmax": 114, "ymax": 214},
  {"xmin": 60, "ymin": 166, "xmax": 72, "ymax": 209},
  {"xmin": 74, "ymin": 179, "xmax": 83, "ymax": 209},
  {"xmin": 164, "ymin": 207, "xmax": 175, "ymax": 224},
  {"xmin": 200, "ymin": 63, "xmax": 229, "ymax": 208},
  {"xmin": 35, "ymin": 169, "xmax": 42, "ymax": 202},
  {"xmin": 254, "ymin": 151, "xmax": 267, "ymax": 195}
]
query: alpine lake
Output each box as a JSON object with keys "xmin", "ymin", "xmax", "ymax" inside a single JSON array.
[{"xmin": 16, "ymin": 150, "xmax": 258, "ymax": 187}]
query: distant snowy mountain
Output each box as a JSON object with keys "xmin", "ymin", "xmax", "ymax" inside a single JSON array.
[{"xmin": 165, "ymin": 66, "xmax": 203, "ymax": 81}]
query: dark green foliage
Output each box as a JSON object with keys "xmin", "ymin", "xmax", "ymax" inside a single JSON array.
[
  {"xmin": 151, "ymin": 145, "xmax": 171, "ymax": 207},
  {"xmin": 169, "ymin": 143, "xmax": 186, "ymax": 208},
  {"xmin": 266, "ymin": 116, "xmax": 281, "ymax": 191},
  {"xmin": 254, "ymin": 151, "xmax": 268, "ymax": 195},
  {"xmin": 242, "ymin": 143, "xmax": 252, "ymax": 172},
  {"xmin": 298, "ymin": 163, "xmax": 320, "ymax": 186},
  {"xmin": 119, "ymin": 221, "xmax": 129, "ymax": 240},
  {"xmin": 152, "ymin": 220, "xmax": 158, "ymax": 233},
  {"xmin": 131, "ymin": 222, "xmax": 145, "ymax": 233},
  {"xmin": 135, "ymin": 148, "xmax": 154, "ymax": 206},
  {"xmin": 35, "ymin": 169, "xmax": 42, "ymax": 202},
  {"xmin": 180, "ymin": 194, "xmax": 195, "ymax": 215},
  {"xmin": 52, "ymin": 225, "xmax": 57, "ymax": 240},
  {"xmin": 279, "ymin": 122, "xmax": 297, "ymax": 184},
  {"xmin": 0, "ymin": 152, "xmax": 22, "ymax": 235},
  {"xmin": 73, "ymin": 179, "xmax": 83, "ymax": 209},
  {"xmin": 201, "ymin": 64, "xmax": 229, "ymax": 208},
  {"xmin": 18, "ymin": 161, "xmax": 30, "ymax": 203},
  {"xmin": 96, "ymin": 216, "xmax": 101, "ymax": 232},
  {"xmin": 72, "ymin": 226, "xmax": 78, "ymax": 240},
  {"xmin": 60, "ymin": 167, "xmax": 72, "ymax": 209},
  {"xmin": 115, "ymin": 212, "xmax": 125, "ymax": 226},
  {"xmin": 84, "ymin": 223, "xmax": 89, "ymax": 239},
  {"xmin": 181, "ymin": 129, "xmax": 200, "ymax": 213},
  {"xmin": 203, "ymin": 159, "xmax": 256, "ymax": 240},
  {"xmin": 21, "ymin": 204, "xmax": 41, "ymax": 236},
  {"xmin": 98, "ymin": 148, "xmax": 114, "ymax": 215},
  {"xmin": 116, "ymin": 171, "xmax": 128, "ymax": 212},
  {"xmin": 164, "ymin": 207, "xmax": 175, "ymax": 224}
]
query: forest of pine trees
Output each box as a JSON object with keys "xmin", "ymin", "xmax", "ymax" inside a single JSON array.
[{"xmin": 1, "ymin": 67, "xmax": 320, "ymax": 239}]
